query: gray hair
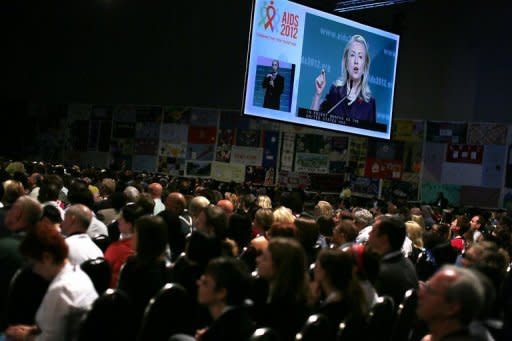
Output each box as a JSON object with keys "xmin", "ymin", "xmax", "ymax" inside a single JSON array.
[
  {"xmin": 65, "ymin": 204, "xmax": 93, "ymax": 231},
  {"xmin": 353, "ymin": 208, "xmax": 373, "ymax": 226},
  {"xmin": 189, "ymin": 196, "xmax": 210, "ymax": 218},
  {"xmin": 441, "ymin": 265, "xmax": 485, "ymax": 325},
  {"xmin": 123, "ymin": 186, "xmax": 140, "ymax": 203}
]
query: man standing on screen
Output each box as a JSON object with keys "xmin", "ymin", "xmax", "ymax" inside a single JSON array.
[
  {"xmin": 311, "ymin": 34, "xmax": 376, "ymax": 125},
  {"xmin": 262, "ymin": 59, "xmax": 284, "ymax": 110}
]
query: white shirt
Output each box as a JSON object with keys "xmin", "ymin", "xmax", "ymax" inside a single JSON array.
[
  {"xmin": 35, "ymin": 263, "xmax": 98, "ymax": 341},
  {"xmin": 87, "ymin": 216, "xmax": 108, "ymax": 238},
  {"xmin": 66, "ymin": 234, "xmax": 104, "ymax": 266},
  {"xmin": 153, "ymin": 198, "xmax": 165, "ymax": 215},
  {"xmin": 356, "ymin": 225, "xmax": 373, "ymax": 244}
]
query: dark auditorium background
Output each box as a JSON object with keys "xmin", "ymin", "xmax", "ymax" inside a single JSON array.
[{"xmin": 2, "ymin": 0, "xmax": 512, "ymax": 158}]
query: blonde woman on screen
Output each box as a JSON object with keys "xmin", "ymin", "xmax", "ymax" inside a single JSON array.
[{"xmin": 312, "ymin": 34, "xmax": 376, "ymax": 124}]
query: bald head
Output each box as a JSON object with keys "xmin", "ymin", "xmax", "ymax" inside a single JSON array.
[
  {"xmin": 217, "ymin": 199, "xmax": 234, "ymax": 216},
  {"xmin": 62, "ymin": 204, "xmax": 93, "ymax": 235},
  {"xmin": 148, "ymin": 182, "xmax": 163, "ymax": 199},
  {"xmin": 165, "ymin": 192, "xmax": 187, "ymax": 215}
]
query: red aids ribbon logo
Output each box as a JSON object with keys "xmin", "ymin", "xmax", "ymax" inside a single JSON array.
[{"xmin": 264, "ymin": 1, "xmax": 276, "ymax": 31}]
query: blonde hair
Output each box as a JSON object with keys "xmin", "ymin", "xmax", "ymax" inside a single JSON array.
[
  {"xmin": 337, "ymin": 34, "xmax": 372, "ymax": 103},
  {"xmin": 314, "ymin": 200, "xmax": 333, "ymax": 218},
  {"xmin": 405, "ymin": 220, "xmax": 423, "ymax": 248},
  {"xmin": 257, "ymin": 195, "xmax": 272, "ymax": 209},
  {"xmin": 273, "ymin": 206, "xmax": 295, "ymax": 225},
  {"xmin": 410, "ymin": 214, "xmax": 426, "ymax": 230}
]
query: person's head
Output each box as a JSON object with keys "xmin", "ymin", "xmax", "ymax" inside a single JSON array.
[
  {"xmin": 417, "ymin": 265, "xmax": 485, "ymax": 327},
  {"xmin": 188, "ymin": 195, "xmax": 210, "ymax": 219},
  {"xmin": 217, "ymin": 199, "xmax": 234, "ymax": 216},
  {"xmin": 2, "ymin": 180, "xmax": 25, "ymax": 206},
  {"xmin": 41, "ymin": 204, "xmax": 63, "ymax": 227},
  {"xmin": 118, "ymin": 203, "xmax": 146, "ymax": 235},
  {"xmin": 147, "ymin": 182, "xmax": 163, "ymax": 199},
  {"xmin": 197, "ymin": 257, "xmax": 250, "ymax": 309},
  {"xmin": 100, "ymin": 178, "xmax": 116, "ymax": 198},
  {"xmin": 352, "ymin": 208, "xmax": 373, "ymax": 230},
  {"xmin": 19, "ymin": 220, "xmax": 69, "ymax": 280},
  {"xmin": 37, "ymin": 174, "xmax": 63, "ymax": 203},
  {"xmin": 272, "ymin": 206, "xmax": 295, "ymax": 225},
  {"xmin": 315, "ymin": 248, "xmax": 355, "ymax": 293},
  {"xmin": 410, "ymin": 214, "xmax": 426, "ymax": 230},
  {"xmin": 314, "ymin": 200, "xmax": 333, "ymax": 219},
  {"xmin": 271, "ymin": 59, "xmax": 279, "ymax": 72},
  {"xmin": 341, "ymin": 34, "xmax": 371, "ymax": 101},
  {"xmin": 317, "ymin": 215, "xmax": 335, "ymax": 238},
  {"xmin": 123, "ymin": 185, "xmax": 140, "ymax": 203},
  {"xmin": 469, "ymin": 215, "xmax": 483, "ymax": 232},
  {"xmin": 253, "ymin": 208, "xmax": 274, "ymax": 233},
  {"xmin": 332, "ymin": 220, "xmax": 358, "ymax": 247},
  {"xmin": 135, "ymin": 193, "xmax": 155, "ymax": 215},
  {"xmin": 451, "ymin": 215, "xmax": 470, "ymax": 236},
  {"xmin": 295, "ymin": 217, "xmax": 319, "ymax": 250},
  {"xmin": 196, "ymin": 205, "xmax": 228, "ymax": 239},
  {"xmin": 5, "ymin": 196, "xmax": 43, "ymax": 232},
  {"xmin": 165, "ymin": 192, "xmax": 187, "ymax": 215},
  {"xmin": 256, "ymin": 237, "xmax": 309, "ymax": 303},
  {"xmin": 267, "ymin": 222, "xmax": 298, "ymax": 239},
  {"xmin": 256, "ymin": 195, "xmax": 272, "ymax": 209},
  {"xmin": 368, "ymin": 216, "xmax": 406, "ymax": 255},
  {"xmin": 61, "ymin": 204, "xmax": 92, "ymax": 236},
  {"xmin": 405, "ymin": 220, "xmax": 424, "ymax": 248},
  {"xmin": 133, "ymin": 215, "xmax": 168, "ymax": 263},
  {"xmin": 67, "ymin": 179, "xmax": 94, "ymax": 209}
]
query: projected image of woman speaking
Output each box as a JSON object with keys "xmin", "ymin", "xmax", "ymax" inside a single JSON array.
[{"xmin": 311, "ymin": 34, "xmax": 376, "ymax": 125}]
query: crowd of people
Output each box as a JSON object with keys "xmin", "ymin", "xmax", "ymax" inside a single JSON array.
[{"xmin": 0, "ymin": 159, "xmax": 511, "ymax": 340}]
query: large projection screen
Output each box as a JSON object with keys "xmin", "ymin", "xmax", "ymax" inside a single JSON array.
[{"xmin": 242, "ymin": 0, "xmax": 400, "ymax": 139}]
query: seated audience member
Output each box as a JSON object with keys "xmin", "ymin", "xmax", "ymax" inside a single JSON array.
[
  {"xmin": 98, "ymin": 191, "xmax": 126, "ymax": 226},
  {"xmin": 195, "ymin": 205, "xmax": 235, "ymax": 256},
  {"xmin": 417, "ymin": 265, "xmax": 486, "ymax": 341},
  {"xmin": 226, "ymin": 210, "xmax": 252, "ymax": 251},
  {"xmin": 272, "ymin": 206, "xmax": 295, "ymax": 225},
  {"xmin": 165, "ymin": 192, "xmax": 192, "ymax": 236},
  {"xmin": 405, "ymin": 220, "xmax": 425, "ymax": 263},
  {"xmin": 5, "ymin": 222, "xmax": 98, "ymax": 341},
  {"xmin": 0, "ymin": 196, "xmax": 43, "ymax": 319},
  {"xmin": 193, "ymin": 257, "xmax": 255, "ymax": 340},
  {"xmin": 250, "ymin": 208, "xmax": 273, "ymax": 250},
  {"xmin": 256, "ymin": 195, "xmax": 272, "ymax": 209},
  {"xmin": 61, "ymin": 204, "xmax": 103, "ymax": 266},
  {"xmin": 368, "ymin": 215, "xmax": 419, "ymax": 308},
  {"xmin": 450, "ymin": 215, "xmax": 471, "ymax": 253},
  {"xmin": 295, "ymin": 217, "xmax": 320, "ymax": 265},
  {"xmin": 104, "ymin": 203, "xmax": 145, "ymax": 287},
  {"xmin": 314, "ymin": 200, "xmax": 333, "ymax": 219},
  {"xmin": 188, "ymin": 195, "xmax": 210, "ymax": 230},
  {"xmin": 312, "ymin": 248, "xmax": 367, "ymax": 339},
  {"xmin": 67, "ymin": 179, "xmax": 108, "ymax": 238},
  {"xmin": 217, "ymin": 199, "xmax": 234, "ymax": 216},
  {"xmin": 353, "ymin": 208, "xmax": 374, "ymax": 244},
  {"xmin": 255, "ymin": 237, "xmax": 311, "ymax": 341},
  {"xmin": 331, "ymin": 220, "xmax": 358, "ymax": 249},
  {"xmin": 117, "ymin": 215, "xmax": 171, "ymax": 329},
  {"xmin": 461, "ymin": 241, "xmax": 510, "ymax": 322},
  {"xmin": 342, "ymin": 243, "xmax": 380, "ymax": 308},
  {"xmin": 40, "ymin": 204, "xmax": 63, "ymax": 232},
  {"xmin": 316, "ymin": 215, "xmax": 335, "ymax": 248},
  {"xmin": 148, "ymin": 182, "xmax": 165, "ymax": 215}
]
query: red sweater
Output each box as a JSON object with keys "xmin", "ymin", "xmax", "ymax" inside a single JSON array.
[{"xmin": 104, "ymin": 238, "xmax": 134, "ymax": 288}]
